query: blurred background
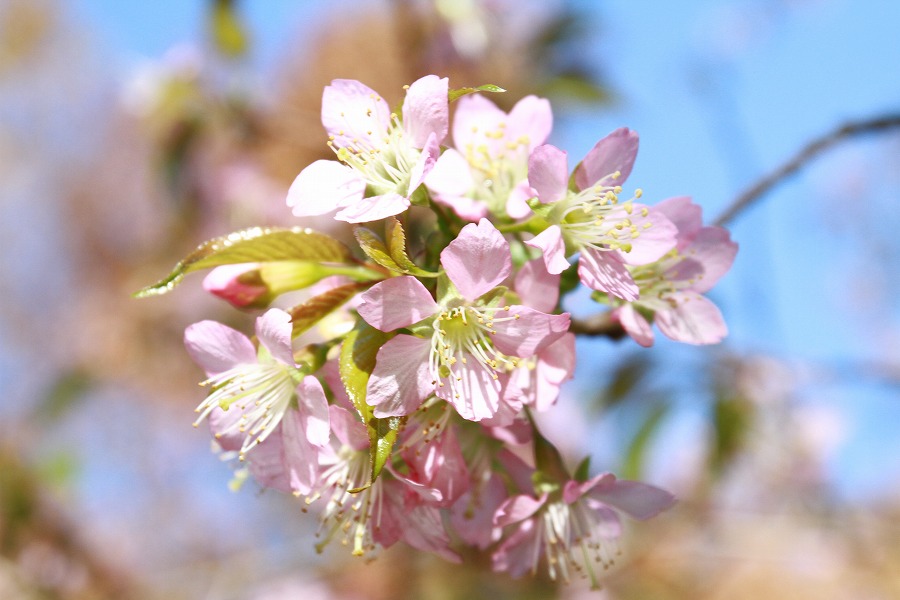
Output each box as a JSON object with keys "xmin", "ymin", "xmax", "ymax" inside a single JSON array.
[{"xmin": 1, "ymin": 0, "xmax": 899, "ymax": 598}]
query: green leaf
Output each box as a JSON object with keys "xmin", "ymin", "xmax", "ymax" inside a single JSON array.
[
  {"xmin": 339, "ymin": 321, "xmax": 402, "ymax": 488},
  {"xmin": 134, "ymin": 227, "xmax": 353, "ymax": 298},
  {"xmin": 448, "ymin": 84, "xmax": 506, "ymax": 103},
  {"xmin": 354, "ymin": 227, "xmax": 403, "ymax": 272},
  {"xmin": 287, "ymin": 281, "xmax": 376, "ymax": 338},
  {"xmin": 385, "ymin": 218, "xmax": 439, "ymax": 277}
]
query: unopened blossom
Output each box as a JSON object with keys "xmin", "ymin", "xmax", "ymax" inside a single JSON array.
[
  {"xmin": 287, "ymin": 75, "xmax": 448, "ymax": 223},
  {"xmin": 184, "ymin": 309, "xmax": 329, "ymax": 463},
  {"xmin": 426, "ymin": 94, "xmax": 552, "ymax": 220},
  {"xmin": 609, "ymin": 196, "xmax": 738, "ymax": 346},
  {"xmin": 526, "ymin": 129, "xmax": 677, "ymax": 301},
  {"xmin": 357, "ymin": 219, "xmax": 570, "ymax": 421},
  {"xmin": 493, "ymin": 472, "xmax": 675, "ymax": 587}
]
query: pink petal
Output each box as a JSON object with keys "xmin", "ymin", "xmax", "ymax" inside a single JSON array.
[
  {"xmin": 578, "ymin": 247, "xmax": 639, "ymax": 301},
  {"xmin": 245, "ymin": 428, "xmax": 291, "ymax": 493},
  {"xmin": 280, "ymin": 408, "xmax": 320, "ymax": 496},
  {"xmin": 618, "ymin": 205, "xmax": 677, "ymax": 265},
  {"xmin": 494, "ymin": 493, "xmax": 546, "ymax": 527},
  {"xmin": 436, "ymin": 363, "xmax": 501, "ymax": 421},
  {"xmin": 441, "ymin": 219, "xmax": 512, "ymax": 301},
  {"xmin": 615, "ymin": 304, "xmax": 655, "ymax": 347},
  {"xmin": 208, "ymin": 405, "xmax": 245, "ymax": 452},
  {"xmin": 450, "ymin": 473, "xmax": 507, "ymax": 549},
  {"xmin": 425, "ymin": 147, "xmax": 473, "ymax": 192},
  {"xmin": 491, "ymin": 306, "xmax": 570, "ymax": 357},
  {"xmin": 506, "ymin": 180, "xmax": 535, "ymax": 219},
  {"xmin": 515, "ymin": 258, "xmax": 560, "ymax": 313},
  {"xmin": 681, "ymin": 227, "xmax": 738, "ymax": 293},
  {"xmin": 582, "ymin": 473, "xmax": 676, "ymax": 520},
  {"xmin": 184, "ymin": 320, "xmax": 256, "ymax": 377},
  {"xmin": 507, "ymin": 95, "xmax": 553, "ymax": 152},
  {"xmin": 525, "ymin": 225, "xmax": 569, "ymax": 275},
  {"xmin": 407, "ymin": 132, "xmax": 440, "ymax": 195},
  {"xmin": 367, "ymin": 335, "xmax": 433, "ymax": 417},
  {"xmin": 286, "ymin": 160, "xmax": 366, "ymax": 218},
  {"xmin": 451, "ymin": 94, "xmax": 505, "ymax": 154},
  {"xmin": 357, "ymin": 277, "xmax": 438, "ymax": 332},
  {"xmin": 297, "ymin": 376, "xmax": 330, "ymax": 447},
  {"xmin": 329, "ymin": 405, "xmax": 368, "ymax": 451},
  {"xmin": 334, "ymin": 191, "xmax": 410, "ymax": 223},
  {"xmin": 255, "ymin": 309, "xmax": 295, "ymax": 366},
  {"xmin": 574, "ymin": 127, "xmax": 640, "ymax": 190},
  {"xmin": 654, "ymin": 196, "xmax": 703, "ymax": 248},
  {"xmin": 203, "ymin": 264, "xmax": 266, "ymax": 308},
  {"xmin": 402, "ymin": 75, "xmax": 449, "ymax": 148},
  {"xmin": 322, "ymin": 79, "xmax": 390, "ymax": 151},
  {"xmin": 655, "ymin": 291, "xmax": 728, "ymax": 345},
  {"xmin": 528, "ymin": 144, "xmax": 569, "ymax": 204}
]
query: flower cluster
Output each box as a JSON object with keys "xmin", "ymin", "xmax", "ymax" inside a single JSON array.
[{"xmin": 139, "ymin": 75, "xmax": 736, "ymax": 586}]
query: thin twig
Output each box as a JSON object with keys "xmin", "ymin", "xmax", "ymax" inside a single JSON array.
[
  {"xmin": 714, "ymin": 114, "xmax": 900, "ymax": 227},
  {"xmin": 568, "ymin": 311, "xmax": 626, "ymax": 339}
]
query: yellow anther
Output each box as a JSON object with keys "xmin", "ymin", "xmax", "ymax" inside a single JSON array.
[
  {"xmin": 612, "ymin": 171, "xmax": 621, "ymax": 179},
  {"xmin": 623, "ymin": 202, "xmax": 633, "ymax": 215},
  {"xmin": 641, "ymin": 207, "xmax": 649, "ymax": 217},
  {"xmin": 643, "ymin": 222, "xmax": 652, "ymax": 229},
  {"xmin": 635, "ymin": 188, "xmax": 643, "ymax": 198}
]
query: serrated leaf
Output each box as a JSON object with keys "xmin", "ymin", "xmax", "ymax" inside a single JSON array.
[
  {"xmin": 135, "ymin": 227, "xmax": 354, "ymax": 298},
  {"xmin": 448, "ymin": 84, "xmax": 507, "ymax": 103},
  {"xmin": 287, "ymin": 281, "xmax": 376, "ymax": 338},
  {"xmin": 385, "ymin": 218, "xmax": 438, "ymax": 277},
  {"xmin": 354, "ymin": 227, "xmax": 404, "ymax": 273},
  {"xmin": 339, "ymin": 321, "xmax": 401, "ymax": 487}
]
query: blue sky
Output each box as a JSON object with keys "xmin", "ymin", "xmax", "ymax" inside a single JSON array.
[{"xmin": 64, "ymin": 0, "xmax": 900, "ymax": 499}]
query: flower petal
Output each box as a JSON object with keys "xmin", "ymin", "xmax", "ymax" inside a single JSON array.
[
  {"xmin": 491, "ymin": 306, "xmax": 570, "ymax": 357},
  {"xmin": 525, "ymin": 225, "xmax": 570, "ymax": 275},
  {"xmin": 618, "ymin": 205, "xmax": 677, "ymax": 265},
  {"xmin": 329, "ymin": 405, "xmax": 369, "ymax": 451},
  {"xmin": 515, "ymin": 258, "xmax": 560, "ymax": 313},
  {"xmin": 441, "ymin": 219, "xmax": 512, "ymax": 301},
  {"xmin": 280, "ymin": 408, "xmax": 321, "ymax": 496},
  {"xmin": 334, "ymin": 191, "xmax": 410, "ymax": 223},
  {"xmin": 507, "ymin": 95, "xmax": 553, "ymax": 152},
  {"xmin": 286, "ymin": 160, "xmax": 366, "ymax": 218},
  {"xmin": 577, "ymin": 247, "xmax": 639, "ymax": 301},
  {"xmin": 367, "ymin": 335, "xmax": 433, "ymax": 417},
  {"xmin": 357, "ymin": 277, "xmax": 438, "ymax": 332},
  {"xmin": 255, "ymin": 308, "xmax": 295, "ymax": 366},
  {"xmin": 407, "ymin": 131, "xmax": 440, "ymax": 195},
  {"xmin": 528, "ymin": 144, "xmax": 569, "ymax": 204},
  {"xmin": 403, "ymin": 75, "xmax": 449, "ymax": 148},
  {"xmin": 655, "ymin": 291, "xmax": 728, "ymax": 344},
  {"xmin": 654, "ymin": 196, "xmax": 703, "ymax": 248},
  {"xmin": 184, "ymin": 320, "xmax": 256, "ymax": 376},
  {"xmin": 574, "ymin": 127, "xmax": 639, "ymax": 190},
  {"xmin": 436, "ymin": 362, "xmax": 501, "ymax": 421},
  {"xmin": 451, "ymin": 94, "xmax": 505, "ymax": 154},
  {"xmin": 297, "ymin": 375, "xmax": 330, "ymax": 447},
  {"xmin": 494, "ymin": 493, "xmax": 546, "ymax": 527},
  {"xmin": 322, "ymin": 79, "xmax": 390, "ymax": 151},
  {"xmin": 615, "ymin": 304, "xmax": 655, "ymax": 347},
  {"xmin": 680, "ymin": 226, "xmax": 738, "ymax": 293},
  {"xmin": 582, "ymin": 473, "xmax": 676, "ymax": 520},
  {"xmin": 506, "ymin": 180, "xmax": 535, "ymax": 219}
]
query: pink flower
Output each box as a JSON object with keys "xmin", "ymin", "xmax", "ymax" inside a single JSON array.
[
  {"xmin": 286, "ymin": 75, "xmax": 448, "ymax": 223},
  {"xmin": 504, "ymin": 259, "xmax": 576, "ymax": 413},
  {"xmin": 307, "ymin": 405, "xmax": 458, "ymax": 561},
  {"xmin": 426, "ymin": 94, "xmax": 552, "ymax": 220},
  {"xmin": 525, "ymin": 129, "xmax": 677, "ymax": 301},
  {"xmin": 493, "ymin": 472, "xmax": 676, "ymax": 587},
  {"xmin": 610, "ymin": 196, "xmax": 738, "ymax": 346},
  {"xmin": 184, "ymin": 309, "xmax": 329, "ymax": 465},
  {"xmin": 357, "ymin": 219, "xmax": 570, "ymax": 421}
]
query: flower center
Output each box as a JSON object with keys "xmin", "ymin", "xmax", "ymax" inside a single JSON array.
[
  {"xmin": 194, "ymin": 362, "xmax": 296, "ymax": 458},
  {"xmin": 329, "ymin": 112, "xmax": 419, "ymax": 197},
  {"xmin": 429, "ymin": 305, "xmax": 520, "ymax": 400},
  {"xmin": 553, "ymin": 172, "xmax": 655, "ymax": 255},
  {"xmin": 463, "ymin": 123, "xmax": 531, "ymax": 213}
]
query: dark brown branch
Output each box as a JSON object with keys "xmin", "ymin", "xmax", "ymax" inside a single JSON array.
[{"xmin": 714, "ymin": 114, "xmax": 900, "ymax": 227}]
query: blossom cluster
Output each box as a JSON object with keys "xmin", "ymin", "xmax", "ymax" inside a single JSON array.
[{"xmin": 141, "ymin": 74, "xmax": 737, "ymax": 586}]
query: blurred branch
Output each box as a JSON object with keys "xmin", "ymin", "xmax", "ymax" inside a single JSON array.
[
  {"xmin": 569, "ymin": 311, "xmax": 625, "ymax": 338},
  {"xmin": 714, "ymin": 114, "xmax": 900, "ymax": 227}
]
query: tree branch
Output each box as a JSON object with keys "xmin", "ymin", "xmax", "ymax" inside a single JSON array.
[
  {"xmin": 714, "ymin": 114, "xmax": 900, "ymax": 227},
  {"xmin": 568, "ymin": 311, "xmax": 626, "ymax": 339}
]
